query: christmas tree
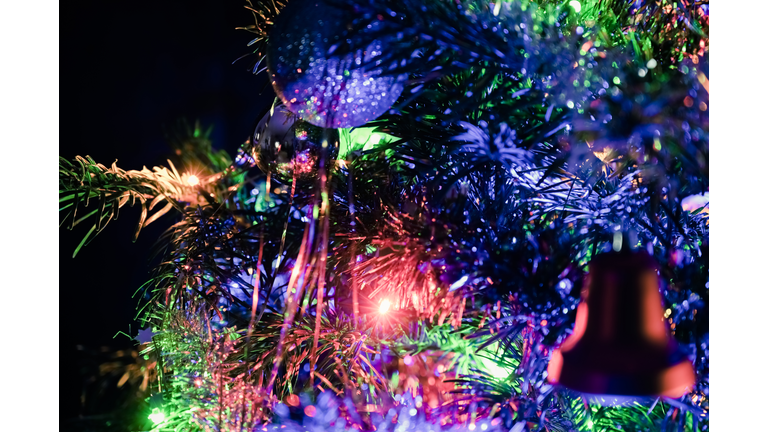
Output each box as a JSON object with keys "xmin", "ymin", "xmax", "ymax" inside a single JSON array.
[{"xmin": 59, "ymin": 0, "xmax": 709, "ymax": 430}]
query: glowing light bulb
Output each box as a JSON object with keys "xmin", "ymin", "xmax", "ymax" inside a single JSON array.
[
  {"xmin": 569, "ymin": 1, "xmax": 582, "ymax": 13},
  {"xmin": 187, "ymin": 174, "xmax": 200, "ymax": 186},
  {"xmin": 379, "ymin": 299, "xmax": 391, "ymax": 314},
  {"xmin": 477, "ymin": 342, "xmax": 515, "ymax": 378},
  {"xmin": 149, "ymin": 409, "xmax": 166, "ymax": 424}
]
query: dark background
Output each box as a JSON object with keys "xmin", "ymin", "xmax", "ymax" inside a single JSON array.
[{"xmin": 60, "ymin": 0, "xmax": 272, "ymax": 425}]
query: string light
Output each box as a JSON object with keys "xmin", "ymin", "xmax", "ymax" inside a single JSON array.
[
  {"xmin": 379, "ymin": 299, "xmax": 391, "ymax": 314},
  {"xmin": 56, "ymin": 0, "xmax": 709, "ymax": 428},
  {"xmin": 149, "ymin": 408, "xmax": 166, "ymax": 424}
]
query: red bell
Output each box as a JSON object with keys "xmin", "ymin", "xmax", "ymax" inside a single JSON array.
[{"xmin": 547, "ymin": 249, "xmax": 695, "ymax": 397}]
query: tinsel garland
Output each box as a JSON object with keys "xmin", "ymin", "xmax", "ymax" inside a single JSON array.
[{"xmin": 60, "ymin": 0, "xmax": 709, "ymax": 430}]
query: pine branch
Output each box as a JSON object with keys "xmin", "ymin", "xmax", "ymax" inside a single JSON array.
[{"xmin": 59, "ymin": 156, "xmax": 193, "ymax": 256}]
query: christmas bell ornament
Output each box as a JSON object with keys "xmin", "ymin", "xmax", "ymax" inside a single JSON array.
[
  {"xmin": 252, "ymin": 106, "xmax": 340, "ymax": 184},
  {"xmin": 547, "ymin": 249, "xmax": 695, "ymax": 397},
  {"xmin": 266, "ymin": 0, "xmax": 406, "ymax": 129}
]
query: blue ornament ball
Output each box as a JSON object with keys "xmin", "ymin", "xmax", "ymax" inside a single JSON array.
[
  {"xmin": 251, "ymin": 106, "xmax": 340, "ymax": 184},
  {"xmin": 266, "ymin": 0, "xmax": 406, "ymax": 129}
]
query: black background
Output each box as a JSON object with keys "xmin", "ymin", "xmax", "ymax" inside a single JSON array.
[{"xmin": 60, "ymin": 0, "xmax": 272, "ymax": 423}]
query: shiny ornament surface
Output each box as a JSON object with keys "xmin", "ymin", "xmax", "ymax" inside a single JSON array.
[
  {"xmin": 547, "ymin": 249, "xmax": 695, "ymax": 397},
  {"xmin": 252, "ymin": 106, "xmax": 339, "ymax": 184},
  {"xmin": 266, "ymin": 0, "xmax": 406, "ymax": 128}
]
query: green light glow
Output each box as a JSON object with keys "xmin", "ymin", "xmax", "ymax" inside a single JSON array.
[
  {"xmin": 364, "ymin": 133, "xmax": 382, "ymax": 151},
  {"xmin": 338, "ymin": 127, "xmax": 395, "ymax": 158},
  {"xmin": 476, "ymin": 342, "xmax": 516, "ymax": 378},
  {"xmin": 149, "ymin": 409, "xmax": 166, "ymax": 424},
  {"xmin": 478, "ymin": 356, "xmax": 514, "ymax": 378}
]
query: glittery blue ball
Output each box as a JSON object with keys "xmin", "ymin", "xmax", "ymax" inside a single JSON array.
[{"xmin": 266, "ymin": 0, "xmax": 406, "ymax": 129}]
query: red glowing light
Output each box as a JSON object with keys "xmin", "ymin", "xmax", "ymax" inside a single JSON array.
[{"xmin": 379, "ymin": 299, "xmax": 391, "ymax": 314}]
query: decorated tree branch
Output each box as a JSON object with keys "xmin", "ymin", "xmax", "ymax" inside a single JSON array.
[{"xmin": 60, "ymin": 0, "xmax": 709, "ymax": 430}]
